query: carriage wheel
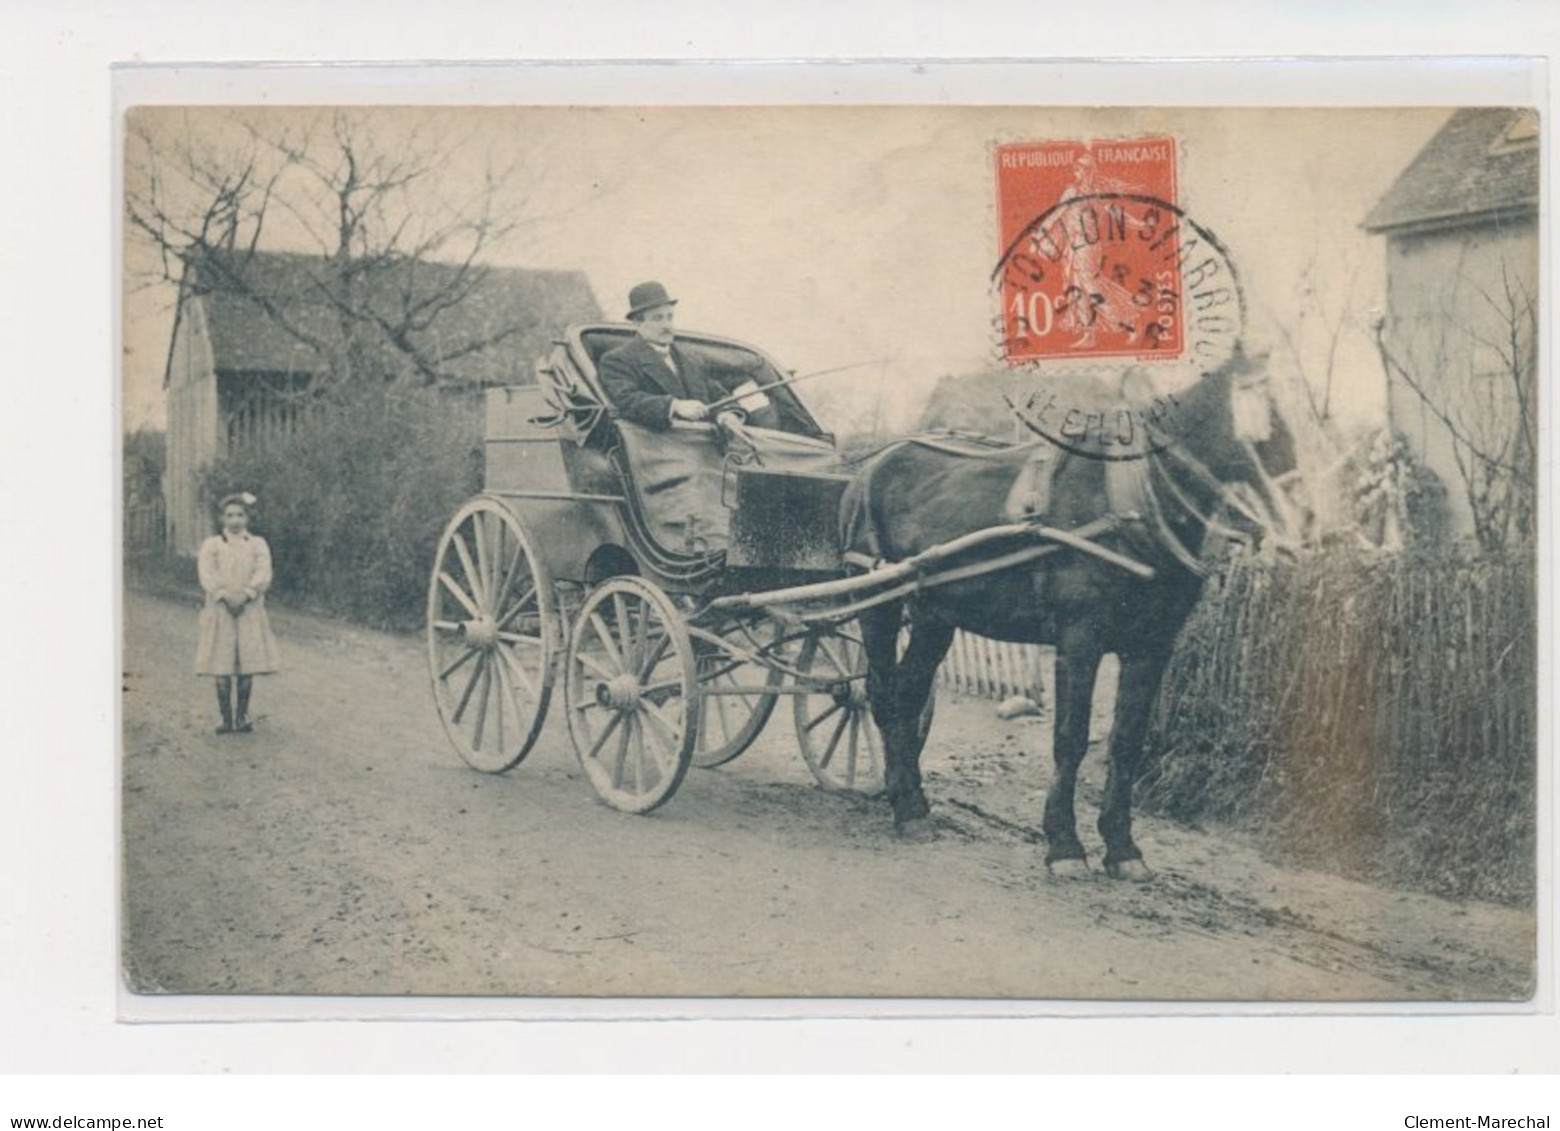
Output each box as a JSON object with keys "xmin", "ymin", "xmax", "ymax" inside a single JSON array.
[
  {"xmin": 691, "ymin": 616, "xmax": 785, "ymax": 769},
  {"xmin": 564, "ymin": 577, "xmax": 698, "ymax": 814},
  {"xmin": 427, "ymin": 497, "xmax": 557, "ymax": 774},
  {"xmin": 792, "ymin": 625, "xmax": 933, "ymax": 795}
]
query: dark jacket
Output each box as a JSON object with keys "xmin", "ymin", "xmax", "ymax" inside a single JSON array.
[{"xmin": 599, "ymin": 335, "xmax": 777, "ymax": 431}]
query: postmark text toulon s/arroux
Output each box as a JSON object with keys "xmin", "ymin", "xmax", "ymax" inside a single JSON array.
[{"xmin": 991, "ymin": 137, "xmax": 1245, "ymax": 459}]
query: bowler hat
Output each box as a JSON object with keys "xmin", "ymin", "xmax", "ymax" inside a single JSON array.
[{"xmin": 626, "ymin": 281, "xmax": 678, "ymax": 321}]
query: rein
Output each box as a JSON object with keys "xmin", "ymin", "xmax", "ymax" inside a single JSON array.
[{"xmin": 1128, "ymin": 430, "xmax": 1283, "ymax": 578}]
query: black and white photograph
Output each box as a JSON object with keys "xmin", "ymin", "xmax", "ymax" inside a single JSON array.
[{"xmin": 119, "ymin": 102, "xmax": 1539, "ymax": 1002}]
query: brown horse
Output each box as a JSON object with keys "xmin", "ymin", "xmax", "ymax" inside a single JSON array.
[{"xmin": 841, "ymin": 346, "xmax": 1299, "ymax": 879}]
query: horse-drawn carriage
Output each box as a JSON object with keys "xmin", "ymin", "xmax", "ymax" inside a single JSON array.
[
  {"xmin": 427, "ymin": 323, "xmax": 914, "ymax": 813},
  {"xmin": 428, "ymin": 320, "xmax": 1296, "ymax": 875}
]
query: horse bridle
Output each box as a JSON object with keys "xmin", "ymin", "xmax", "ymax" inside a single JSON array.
[{"xmin": 1138, "ymin": 428, "xmax": 1292, "ymax": 577}]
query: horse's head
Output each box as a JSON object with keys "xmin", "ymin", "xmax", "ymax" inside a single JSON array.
[{"xmin": 1133, "ymin": 341, "xmax": 1311, "ymax": 554}]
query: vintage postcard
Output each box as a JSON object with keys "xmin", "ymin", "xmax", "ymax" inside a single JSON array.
[{"xmin": 120, "ymin": 103, "xmax": 1540, "ymax": 1002}]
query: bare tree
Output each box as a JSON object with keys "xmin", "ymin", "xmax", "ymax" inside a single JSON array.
[
  {"xmin": 1372, "ymin": 247, "xmax": 1537, "ymax": 551},
  {"xmin": 1271, "ymin": 246, "xmax": 1369, "ymax": 427},
  {"xmin": 125, "ymin": 108, "xmax": 534, "ymax": 394}
]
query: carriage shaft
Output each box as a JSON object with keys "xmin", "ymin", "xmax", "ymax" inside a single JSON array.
[{"xmin": 710, "ymin": 514, "xmax": 1146, "ymax": 619}]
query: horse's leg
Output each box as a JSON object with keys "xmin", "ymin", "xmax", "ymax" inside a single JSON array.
[
  {"xmin": 887, "ymin": 613, "xmax": 954, "ymax": 839},
  {"xmin": 858, "ymin": 603, "xmax": 913, "ymax": 822},
  {"xmin": 1043, "ymin": 625, "xmax": 1103, "ymax": 875},
  {"xmin": 1098, "ymin": 644, "xmax": 1172, "ymax": 881},
  {"xmin": 859, "ymin": 603, "xmax": 953, "ymax": 839}
]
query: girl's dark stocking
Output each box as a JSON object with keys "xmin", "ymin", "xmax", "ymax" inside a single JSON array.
[
  {"xmin": 215, "ymin": 677, "xmax": 235, "ymax": 734},
  {"xmin": 235, "ymin": 675, "xmax": 254, "ymax": 733}
]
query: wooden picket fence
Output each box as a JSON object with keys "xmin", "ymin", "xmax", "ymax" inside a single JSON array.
[
  {"xmin": 124, "ymin": 494, "xmax": 166, "ymax": 556},
  {"xmin": 938, "ymin": 631, "xmax": 1047, "ymax": 703}
]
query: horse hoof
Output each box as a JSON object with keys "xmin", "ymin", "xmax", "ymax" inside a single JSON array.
[
  {"xmin": 1105, "ymin": 859, "xmax": 1153, "ymax": 882},
  {"xmin": 895, "ymin": 817, "xmax": 939, "ymax": 843},
  {"xmin": 1046, "ymin": 857, "xmax": 1090, "ymax": 880}
]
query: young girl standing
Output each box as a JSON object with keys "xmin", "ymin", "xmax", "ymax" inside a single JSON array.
[{"xmin": 194, "ymin": 492, "xmax": 280, "ymax": 733}]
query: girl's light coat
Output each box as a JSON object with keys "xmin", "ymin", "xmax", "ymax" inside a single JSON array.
[{"xmin": 193, "ymin": 533, "xmax": 281, "ymax": 675}]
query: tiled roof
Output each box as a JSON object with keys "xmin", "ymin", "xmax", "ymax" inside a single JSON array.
[
  {"xmin": 1364, "ymin": 108, "xmax": 1539, "ymax": 234},
  {"xmin": 177, "ymin": 249, "xmax": 600, "ymax": 385}
]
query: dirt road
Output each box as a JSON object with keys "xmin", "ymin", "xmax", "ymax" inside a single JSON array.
[{"xmin": 121, "ymin": 589, "xmax": 1533, "ymax": 1001}]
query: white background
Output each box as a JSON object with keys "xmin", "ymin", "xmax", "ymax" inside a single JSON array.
[{"xmin": 2, "ymin": 0, "xmax": 1558, "ymax": 1120}]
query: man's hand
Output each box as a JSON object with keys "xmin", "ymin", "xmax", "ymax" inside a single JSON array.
[
  {"xmin": 670, "ymin": 398, "xmax": 709, "ymax": 422},
  {"xmin": 716, "ymin": 411, "xmax": 754, "ymax": 450}
]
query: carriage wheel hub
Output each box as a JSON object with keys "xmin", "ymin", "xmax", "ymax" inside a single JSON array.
[
  {"xmin": 463, "ymin": 616, "xmax": 499, "ymax": 649},
  {"xmin": 597, "ymin": 674, "xmax": 642, "ymax": 711},
  {"xmin": 834, "ymin": 680, "xmax": 867, "ymax": 710}
]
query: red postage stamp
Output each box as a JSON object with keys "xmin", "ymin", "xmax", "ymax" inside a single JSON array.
[{"xmin": 994, "ymin": 137, "xmax": 1184, "ymax": 364}]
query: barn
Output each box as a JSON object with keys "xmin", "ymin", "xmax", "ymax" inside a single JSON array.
[
  {"xmin": 1363, "ymin": 107, "xmax": 1539, "ymax": 547},
  {"xmin": 162, "ymin": 250, "xmax": 599, "ymax": 555}
]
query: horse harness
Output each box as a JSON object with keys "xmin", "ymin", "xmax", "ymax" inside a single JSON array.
[
  {"xmin": 844, "ymin": 430, "xmax": 1272, "ymax": 590},
  {"xmin": 993, "ymin": 433, "xmax": 1233, "ymax": 580}
]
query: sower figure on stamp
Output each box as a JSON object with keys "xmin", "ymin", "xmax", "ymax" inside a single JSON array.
[
  {"xmin": 194, "ymin": 492, "xmax": 280, "ymax": 734},
  {"xmin": 598, "ymin": 281, "xmax": 780, "ymax": 437}
]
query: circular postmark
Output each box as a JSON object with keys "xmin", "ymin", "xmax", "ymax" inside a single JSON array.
[{"xmin": 990, "ymin": 193, "xmax": 1245, "ymax": 460}]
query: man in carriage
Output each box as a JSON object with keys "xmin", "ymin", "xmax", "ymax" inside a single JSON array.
[{"xmin": 598, "ymin": 280, "xmax": 782, "ymax": 436}]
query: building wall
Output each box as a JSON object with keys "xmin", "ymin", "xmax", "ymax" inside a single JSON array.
[
  {"xmin": 1382, "ymin": 215, "xmax": 1537, "ymax": 542},
  {"xmin": 163, "ymin": 294, "xmax": 221, "ymax": 556}
]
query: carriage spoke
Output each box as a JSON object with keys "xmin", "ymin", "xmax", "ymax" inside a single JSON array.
[
  {"xmin": 496, "ymin": 630, "xmax": 543, "ymax": 647},
  {"xmin": 586, "ymin": 709, "xmax": 625, "ymax": 762},
  {"xmin": 450, "ymin": 652, "xmax": 487, "ymax": 723},
  {"xmin": 491, "ymin": 653, "xmax": 508, "ymax": 753},
  {"xmin": 432, "ymin": 619, "xmax": 462, "ymax": 633},
  {"xmin": 473, "ymin": 513, "xmax": 494, "ymax": 612},
  {"xmin": 497, "ymin": 641, "xmax": 539, "ymax": 702},
  {"xmin": 803, "ymin": 701, "xmax": 843, "ymax": 733},
  {"xmin": 610, "ymin": 721, "xmax": 632, "ymax": 788},
  {"xmin": 638, "ymin": 679, "xmax": 686, "ymax": 707},
  {"xmin": 437, "ymin": 643, "xmax": 480, "ymax": 681},
  {"xmin": 699, "ymin": 655, "xmax": 745, "ymax": 682},
  {"xmin": 496, "ymin": 583, "xmax": 537, "ymax": 630},
  {"xmin": 437, "ymin": 571, "xmax": 482, "ymax": 620},
  {"xmin": 639, "ymin": 697, "xmax": 683, "ymax": 755},
  {"xmin": 631, "ymin": 720, "xmax": 647, "ymax": 794},
  {"xmin": 818, "ymin": 710, "xmax": 850, "ymax": 769},
  {"xmin": 492, "ymin": 534, "xmax": 524, "ymax": 617},
  {"xmin": 471, "ymin": 660, "xmax": 494, "ymax": 750},
  {"xmin": 637, "ymin": 633, "xmax": 671, "ymax": 681},
  {"xmin": 845, "ymin": 715, "xmax": 860, "ymax": 783},
  {"xmin": 451, "ymin": 531, "xmax": 486, "ymax": 611},
  {"xmin": 572, "ymin": 650, "xmax": 618, "ymax": 682},
  {"xmin": 611, "ymin": 592, "xmax": 635, "ymax": 670},
  {"xmin": 588, "ymin": 613, "xmax": 626, "ymax": 672},
  {"xmin": 640, "ymin": 721, "xmax": 669, "ymax": 784},
  {"xmin": 817, "ymin": 634, "xmax": 856, "ymax": 680},
  {"xmin": 633, "ymin": 598, "xmax": 653, "ymax": 675}
]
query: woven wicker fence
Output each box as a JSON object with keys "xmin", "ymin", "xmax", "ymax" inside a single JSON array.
[{"xmin": 1140, "ymin": 546, "xmax": 1537, "ymax": 905}]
